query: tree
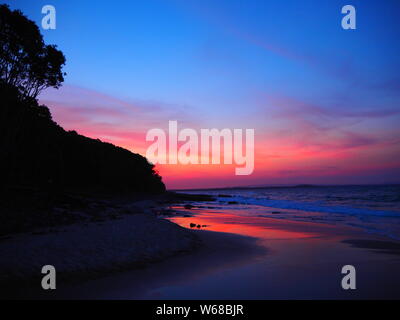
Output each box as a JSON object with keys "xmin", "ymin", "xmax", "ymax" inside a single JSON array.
[{"xmin": 0, "ymin": 4, "xmax": 66, "ymax": 99}]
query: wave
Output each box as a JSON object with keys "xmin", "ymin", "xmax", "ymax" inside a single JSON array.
[{"xmin": 217, "ymin": 195, "xmax": 400, "ymax": 218}]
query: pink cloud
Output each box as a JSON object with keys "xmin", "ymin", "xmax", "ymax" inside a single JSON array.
[{"xmin": 37, "ymin": 85, "xmax": 400, "ymax": 189}]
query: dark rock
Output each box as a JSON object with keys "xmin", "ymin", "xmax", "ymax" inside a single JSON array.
[{"xmin": 168, "ymin": 193, "xmax": 215, "ymax": 202}]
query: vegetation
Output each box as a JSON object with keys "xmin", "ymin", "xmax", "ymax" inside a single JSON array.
[
  {"xmin": 0, "ymin": 4, "xmax": 165, "ymax": 194},
  {"xmin": 0, "ymin": 4, "xmax": 65, "ymax": 99}
]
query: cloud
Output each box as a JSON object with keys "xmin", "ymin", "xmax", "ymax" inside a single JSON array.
[
  {"xmin": 251, "ymin": 92, "xmax": 400, "ymax": 171},
  {"xmin": 39, "ymin": 84, "xmax": 203, "ymax": 154},
  {"xmin": 38, "ymin": 84, "xmax": 400, "ymax": 189},
  {"xmin": 266, "ymin": 94, "xmax": 400, "ymax": 121}
]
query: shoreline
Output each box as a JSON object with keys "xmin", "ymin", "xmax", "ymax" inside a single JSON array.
[
  {"xmin": 7, "ymin": 212, "xmax": 400, "ymax": 299},
  {"xmin": 2, "ymin": 190, "xmax": 400, "ymax": 299},
  {"xmin": 5, "ymin": 229, "xmax": 267, "ymax": 300},
  {"xmin": 0, "ymin": 213, "xmax": 198, "ymax": 288},
  {"xmin": 0, "ymin": 191, "xmax": 213, "ymax": 289}
]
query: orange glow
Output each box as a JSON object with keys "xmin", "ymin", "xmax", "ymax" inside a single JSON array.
[
  {"xmin": 169, "ymin": 211, "xmax": 322, "ymax": 240},
  {"xmin": 41, "ymin": 86, "xmax": 400, "ymax": 189}
]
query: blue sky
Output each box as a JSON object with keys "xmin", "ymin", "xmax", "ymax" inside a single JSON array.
[
  {"xmin": 6, "ymin": 1, "xmax": 400, "ymax": 108},
  {"xmin": 4, "ymin": 0, "xmax": 400, "ymax": 188}
]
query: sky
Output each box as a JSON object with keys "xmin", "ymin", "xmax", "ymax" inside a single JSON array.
[{"xmin": 5, "ymin": 0, "xmax": 400, "ymax": 189}]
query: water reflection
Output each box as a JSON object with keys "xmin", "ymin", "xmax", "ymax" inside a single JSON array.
[{"xmin": 168, "ymin": 209, "xmax": 324, "ymax": 241}]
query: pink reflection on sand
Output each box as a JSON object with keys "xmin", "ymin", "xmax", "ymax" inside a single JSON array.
[{"xmin": 168, "ymin": 210, "xmax": 325, "ymax": 241}]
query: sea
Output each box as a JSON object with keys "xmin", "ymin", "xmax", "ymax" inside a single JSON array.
[{"xmin": 179, "ymin": 184, "xmax": 400, "ymax": 240}]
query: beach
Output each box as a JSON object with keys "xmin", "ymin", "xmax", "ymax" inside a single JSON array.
[
  {"xmin": 0, "ymin": 192, "xmax": 202, "ymax": 290},
  {"xmin": 2, "ymin": 186, "xmax": 400, "ymax": 299},
  {"xmin": 1, "ymin": 0, "xmax": 400, "ymax": 305}
]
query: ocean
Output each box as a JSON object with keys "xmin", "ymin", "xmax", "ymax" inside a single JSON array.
[{"xmin": 179, "ymin": 184, "xmax": 400, "ymax": 239}]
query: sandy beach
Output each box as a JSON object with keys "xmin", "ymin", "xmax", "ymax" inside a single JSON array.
[
  {"xmin": 0, "ymin": 193, "xmax": 201, "ymax": 289},
  {"xmin": 2, "ymin": 193, "xmax": 400, "ymax": 300}
]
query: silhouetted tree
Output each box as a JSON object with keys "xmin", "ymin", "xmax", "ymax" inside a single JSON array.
[
  {"xmin": 0, "ymin": 5, "xmax": 165, "ymax": 194},
  {"xmin": 0, "ymin": 4, "xmax": 66, "ymax": 99}
]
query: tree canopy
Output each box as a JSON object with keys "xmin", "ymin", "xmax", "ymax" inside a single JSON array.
[{"xmin": 0, "ymin": 4, "xmax": 66, "ymax": 99}]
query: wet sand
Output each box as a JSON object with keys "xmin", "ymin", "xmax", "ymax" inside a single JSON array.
[
  {"xmin": 4, "ymin": 229, "xmax": 267, "ymax": 299},
  {"xmin": 8, "ymin": 205, "xmax": 400, "ymax": 299}
]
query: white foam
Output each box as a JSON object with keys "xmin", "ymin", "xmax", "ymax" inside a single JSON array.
[{"xmin": 219, "ymin": 196, "xmax": 400, "ymax": 218}]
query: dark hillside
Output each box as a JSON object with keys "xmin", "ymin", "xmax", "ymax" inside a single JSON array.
[{"xmin": 0, "ymin": 83, "xmax": 165, "ymax": 194}]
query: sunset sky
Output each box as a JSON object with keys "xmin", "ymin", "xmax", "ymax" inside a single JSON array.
[{"xmin": 6, "ymin": 0, "xmax": 400, "ymax": 189}]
